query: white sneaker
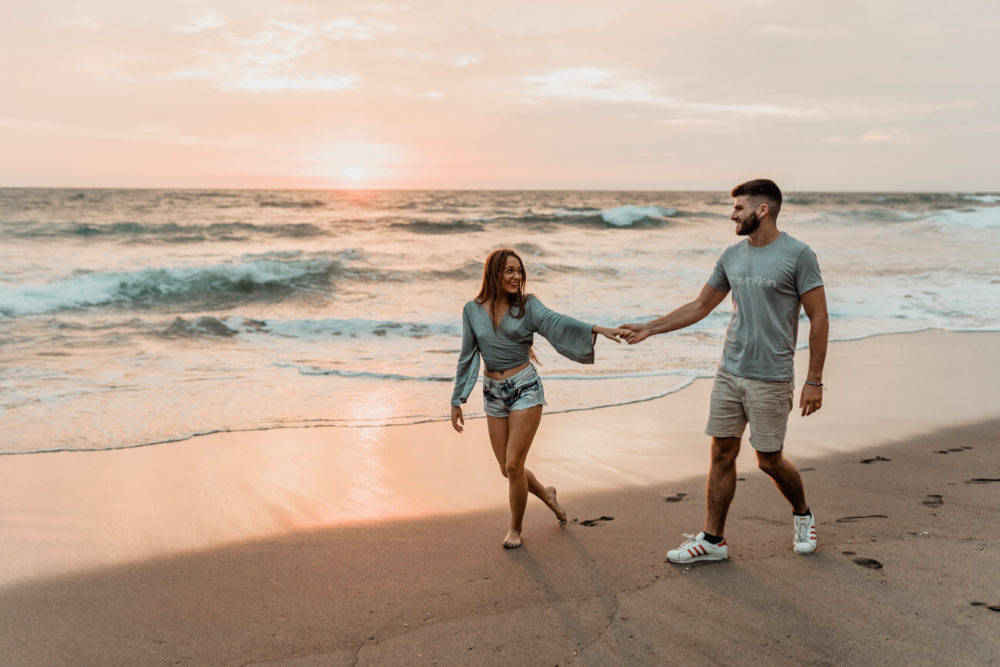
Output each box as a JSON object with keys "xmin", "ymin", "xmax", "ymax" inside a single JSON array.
[
  {"xmin": 793, "ymin": 513, "xmax": 817, "ymax": 554},
  {"xmin": 666, "ymin": 532, "xmax": 728, "ymax": 563}
]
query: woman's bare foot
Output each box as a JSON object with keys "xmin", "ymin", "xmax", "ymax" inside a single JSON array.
[
  {"xmin": 546, "ymin": 486, "xmax": 567, "ymax": 526},
  {"xmin": 502, "ymin": 528, "xmax": 522, "ymax": 549}
]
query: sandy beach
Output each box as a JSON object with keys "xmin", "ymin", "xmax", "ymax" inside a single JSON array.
[{"xmin": 2, "ymin": 330, "xmax": 999, "ymax": 664}]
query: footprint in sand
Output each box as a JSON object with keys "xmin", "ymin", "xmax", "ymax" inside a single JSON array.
[
  {"xmin": 799, "ymin": 467, "xmax": 816, "ymax": 472},
  {"xmin": 852, "ymin": 557, "xmax": 883, "ymax": 569},
  {"xmin": 841, "ymin": 550, "xmax": 856, "ymax": 556},
  {"xmin": 973, "ymin": 602, "xmax": 1000, "ymax": 612},
  {"xmin": 860, "ymin": 456, "xmax": 891, "ymax": 464},
  {"xmin": 966, "ymin": 478, "xmax": 1000, "ymax": 484},
  {"xmin": 664, "ymin": 493, "xmax": 687, "ymax": 503},
  {"xmin": 836, "ymin": 514, "xmax": 888, "ymax": 523},
  {"xmin": 922, "ymin": 494, "xmax": 944, "ymax": 507},
  {"xmin": 577, "ymin": 516, "xmax": 614, "ymax": 527},
  {"xmin": 938, "ymin": 446, "xmax": 975, "ymax": 454},
  {"xmin": 736, "ymin": 477, "xmax": 747, "ymax": 482}
]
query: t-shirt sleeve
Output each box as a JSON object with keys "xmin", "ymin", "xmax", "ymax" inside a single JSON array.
[
  {"xmin": 795, "ymin": 247, "xmax": 824, "ymax": 295},
  {"xmin": 707, "ymin": 253, "xmax": 730, "ymax": 291}
]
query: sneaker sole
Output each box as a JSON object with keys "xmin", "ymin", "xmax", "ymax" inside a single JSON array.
[{"xmin": 666, "ymin": 553, "xmax": 728, "ymax": 564}]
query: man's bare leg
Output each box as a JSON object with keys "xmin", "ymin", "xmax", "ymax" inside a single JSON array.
[
  {"xmin": 756, "ymin": 450, "xmax": 808, "ymax": 514},
  {"xmin": 705, "ymin": 436, "xmax": 741, "ymax": 536}
]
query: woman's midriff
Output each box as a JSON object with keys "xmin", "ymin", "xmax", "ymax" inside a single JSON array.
[{"xmin": 483, "ymin": 361, "xmax": 530, "ymax": 381}]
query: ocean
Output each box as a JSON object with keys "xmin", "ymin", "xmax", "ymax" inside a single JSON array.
[{"xmin": 1, "ymin": 189, "xmax": 997, "ymax": 455}]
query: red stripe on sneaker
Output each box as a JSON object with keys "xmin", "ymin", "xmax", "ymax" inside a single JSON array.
[{"xmin": 688, "ymin": 548, "xmax": 696, "ymax": 557}]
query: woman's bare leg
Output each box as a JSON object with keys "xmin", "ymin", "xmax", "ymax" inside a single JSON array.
[
  {"xmin": 487, "ymin": 412, "xmax": 566, "ymax": 548},
  {"xmin": 502, "ymin": 406, "xmax": 543, "ymax": 547}
]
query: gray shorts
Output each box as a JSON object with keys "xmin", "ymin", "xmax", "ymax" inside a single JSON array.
[
  {"xmin": 705, "ymin": 369, "xmax": 795, "ymax": 452},
  {"xmin": 482, "ymin": 364, "xmax": 546, "ymax": 418}
]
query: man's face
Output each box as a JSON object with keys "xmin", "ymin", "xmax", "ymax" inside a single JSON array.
[{"xmin": 730, "ymin": 195, "xmax": 762, "ymax": 236}]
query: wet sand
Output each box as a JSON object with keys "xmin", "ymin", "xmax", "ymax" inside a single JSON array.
[
  {"xmin": 1, "ymin": 331, "xmax": 999, "ymax": 663},
  {"xmin": 2, "ymin": 418, "xmax": 998, "ymax": 664}
]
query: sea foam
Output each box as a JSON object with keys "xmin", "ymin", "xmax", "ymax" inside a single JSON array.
[
  {"xmin": 0, "ymin": 257, "xmax": 336, "ymax": 316},
  {"xmin": 600, "ymin": 205, "xmax": 677, "ymax": 227}
]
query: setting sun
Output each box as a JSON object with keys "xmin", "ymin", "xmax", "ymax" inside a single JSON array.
[{"xmin": 345, "ymin": 166, "xmax": 366, "ymax": 182}]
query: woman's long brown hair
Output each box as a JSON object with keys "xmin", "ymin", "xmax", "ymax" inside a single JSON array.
[{"xmin": 475, "ymin": 248, "xmax": 539, "ymax": 363}]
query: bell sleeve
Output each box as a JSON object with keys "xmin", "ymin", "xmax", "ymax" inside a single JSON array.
[
  {"xmin": 527, "ymin": 296, "xmax": 596, "ymax": 364},
  {"xmin": 450, "ymin": 305, "xmax": 481, "ymax": 406}
]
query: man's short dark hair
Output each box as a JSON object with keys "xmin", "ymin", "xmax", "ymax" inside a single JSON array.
[{"xmin": 731, "ymin": 179, "xmax": 782, "ymax": 215}]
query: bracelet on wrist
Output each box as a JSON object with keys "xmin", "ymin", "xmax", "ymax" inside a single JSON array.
[{"xmin": 804, "ymin": 380, "xmax": 823, "ymax": 387}]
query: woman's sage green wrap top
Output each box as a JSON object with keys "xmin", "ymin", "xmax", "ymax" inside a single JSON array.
[{"xmin": 450, "ymin": 295, "xmax": 595, "ymax": 407}]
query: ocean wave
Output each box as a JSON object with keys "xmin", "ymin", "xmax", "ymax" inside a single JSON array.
[
  {"xmin": 931, "ymin": 206, "xmax": 1000, "ymax": 228},
  {"xmin": 497, "ymin": 205, "xmax": 684, "ymax": 228},
  {"xmin": 829, "ymin": 208, "xmax": 925, "ymax": 222},
  {"xmin": 0, "ymin": 256, "xmax": 339, "ymax": 316},
  {"xmin": 958, "ymin": 194, "xmax": 1000, "ymax": 204},
  {"xmin": 260, "ymin": 317, "xmax": 458, "ymax": 340},
  {"xmin": 1, "ymin": 220, "xmax": 326, "ymax": 242},
  {"xmin": 257, "ymin": 198, "xmax": 326, "ymax": 209},
  {"xmin": 389, "ymin": 220, "xmax": 486, "ymax": 234},
  {"xmin": 161, "ymin": 316, "xmax": 240, "ymax": 337},
  {"xmin": 384, "ymin": 205, "xmax": 687, "ymax": 231},
  {"xmin": 599, "ymin": 205, "xmax": 679, "ymax": 227}
]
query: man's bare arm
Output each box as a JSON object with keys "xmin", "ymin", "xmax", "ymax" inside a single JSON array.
[
  {"xmin": 799, "ymin": 285, "xmax": 828, "ymax": 416},
  {"xmin": 800, "ymin": 286, "xmax": 828, "ymax": 383},
  {"xmin": 621, "ymin": 283, "xmax": 729, "ymax": 343}
]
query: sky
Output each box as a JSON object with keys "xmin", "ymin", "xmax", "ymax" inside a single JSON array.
[{"xmin": 2, "ymin": 1, "xmax": 998, "ymax": 190}]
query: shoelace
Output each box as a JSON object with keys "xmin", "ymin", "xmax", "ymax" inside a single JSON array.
[
  {"xmin": 794, "ymin": 521, "xmax": 811, "ymax": 543},
  {"xmin": 678, "ymin": 532, "xmax": 699, "ymax": 549}
]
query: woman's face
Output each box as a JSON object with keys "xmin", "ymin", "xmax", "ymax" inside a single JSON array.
[{"xmin": 500, "ymin": 256, "xmax": 524, "ymax": 295}]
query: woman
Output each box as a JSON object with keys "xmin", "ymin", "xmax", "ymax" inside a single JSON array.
[{"xmin": 450, "ymin": 248, "xmax": 626, "ymax": 549}]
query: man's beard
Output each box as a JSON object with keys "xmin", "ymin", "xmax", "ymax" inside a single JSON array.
[{"xmin": 736, "ymin": 211, "xmax": 761, "ymax": 236}]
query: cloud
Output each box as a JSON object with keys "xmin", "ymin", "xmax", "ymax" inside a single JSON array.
[
  {"xmin": 174, "ymin": 12, "xmax": 226, "ymax": 33},
  {"xmin": 760, "ymin": 25, "xmax": 808, "ymax": 37},
  {"xmin": 523, "ymin": 67, "xmax": 817, "ymax": 118},
  {"xmin": 524, "ymin": 67, "xmax": 660, "ymax": 104},
  {"xmin": 859, "ymin": 128, "xmax": 915, "ymax": 144},
  {"xmin": 450, "ymin": 56, "xmax": 480, "ymax": 67},
  {"xmin": 60, "ymin": 16, "xmax": 101, "ymax": 30},
  {"xmin": 0, "ymin": 117, "xmax": 212, "ymax": 146},
  {"xmin": 170, "ymin": 23, "xmax": 362, "ymax": 92},
  {"xmin": 821, "ymin": 129, "xmax": 915, "ymax": 144},
  {"xmin": 266, "ymin": 18, "xmax": 394, "ymax": 40},
  {"xmin": 218, "ymin": 74, "xmax": 359, "ymax": 92}
]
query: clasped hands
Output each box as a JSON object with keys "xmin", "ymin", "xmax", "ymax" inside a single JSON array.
[{"xmin": 594, "ymin": 322, "xmax": 650, "ymax": 345}]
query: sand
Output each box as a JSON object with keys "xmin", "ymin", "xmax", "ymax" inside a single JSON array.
[{"xmin": 1, "ymin": 330, "xmax": 999, "ymax": 663}]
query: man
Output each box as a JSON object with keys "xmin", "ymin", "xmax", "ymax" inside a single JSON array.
[{"xmin": 621, "ymin": 179, "xmax": 828, "ymax": 562}]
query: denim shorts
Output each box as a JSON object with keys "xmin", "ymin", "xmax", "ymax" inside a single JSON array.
[{"xmin": 482, "ymin": 364, "xmax": 546, "ymax": 418}]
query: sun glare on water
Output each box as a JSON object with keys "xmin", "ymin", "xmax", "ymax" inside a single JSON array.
[{"xmin": 345, "ymin": 166, "xmax": 366, "ymax": 182}]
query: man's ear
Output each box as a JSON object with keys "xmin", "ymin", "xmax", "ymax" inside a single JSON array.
[{"xmin": 757, "ymin": 201, "xmax": 770, "ymax": 218}]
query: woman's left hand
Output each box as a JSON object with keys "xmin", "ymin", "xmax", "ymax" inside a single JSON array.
[{"xmin": 593, "ymin": 326, "xmax": 627, "ymax": 343}]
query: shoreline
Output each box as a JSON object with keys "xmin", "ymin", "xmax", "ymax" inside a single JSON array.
[
  {"xmin": 1, "ymin": 330, "xmax": 998, "ymax": 589},
  {"xmin": 2, "ymin": 417, "xmax": 998, "ymax": 663},
  {"xmin": 5, "ymin": 325, "xmax": 998, "ymax": 458}
]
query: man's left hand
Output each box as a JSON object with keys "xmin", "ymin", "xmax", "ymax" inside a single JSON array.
[{"xmin": 800, "ymin": 383, "xmax": 823, "ymax": 416}]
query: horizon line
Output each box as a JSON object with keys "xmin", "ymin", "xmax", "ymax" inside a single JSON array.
[{"xmin": 1, "ymin": 186, "xmax": 997, "ymax": 194}]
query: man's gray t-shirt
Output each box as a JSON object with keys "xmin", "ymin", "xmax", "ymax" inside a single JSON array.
[{"xmin": 707, "ymin": 232, "xmax": 823, "ymax": 382}]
